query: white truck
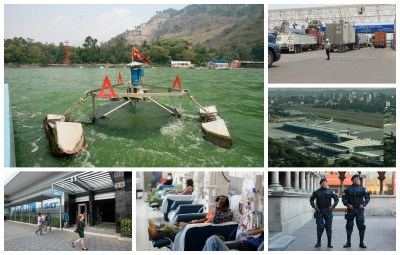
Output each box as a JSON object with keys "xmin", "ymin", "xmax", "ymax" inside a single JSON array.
[
  {"xmin": 357, "ymin": 34, "xmax": 370, "ymax": 48},
  {"xmin": 276, "ymin": 33, "xmax": 319, "ymax": 53}
]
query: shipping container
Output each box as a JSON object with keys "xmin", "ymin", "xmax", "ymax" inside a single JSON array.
[
  {"xmin": 325, "ymin": 23, "xmax": 356, "ymax": 53},
  {"xmin": 373, "ymin": 31, "xmax": 387, "ymax": 48},
  {"xmin": 276, "ymin": 33, "xmax": 319, "ymax": 53}
]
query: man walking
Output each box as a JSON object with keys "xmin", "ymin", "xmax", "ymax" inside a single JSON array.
[
  {"xmin": 45, "ymin": 212, "xmax": 51, "ymax": 232},
  {"xmin": 310, "ymin": 178, "xmax": 339, "ymax": 248},
  {"xmin": 325, "ymin": 39, "xmax": 331, "ymax": 60},
  {"xmin": 342, "ymin": 174, "xmax": 370, "ymax": 248},
  {"xmin": 35, "ymin": 213, "xmax": 43, "ymax": 236},
  {"xmin": 64, "ymin": 211, "xmax": 69, "ymax": 228}
]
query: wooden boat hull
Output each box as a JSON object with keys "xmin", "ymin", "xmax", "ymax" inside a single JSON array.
[{"xmin": 44, "ymin": 114, "xmax": 87, "ymax": 157}]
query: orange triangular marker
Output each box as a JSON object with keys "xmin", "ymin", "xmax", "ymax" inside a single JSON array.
[
  {"xmin": 117, "ymin": 72, "xmax": 123, "ymax": 84},
  {"xmin": 172, "ymin": 75, "xmax": 182, "ymax": 90},
  {"xmin": 98, "ymin": 75, "xmax": 116, "ymax": 98}
]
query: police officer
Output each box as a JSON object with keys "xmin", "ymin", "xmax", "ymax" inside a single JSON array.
[
  {"xmin": 342, "ymin": 174, "xmax": 370, "ymax": 248},
  {"xmin": 310, "ymin": 178, "xmax": 339, "ymax": 248}
]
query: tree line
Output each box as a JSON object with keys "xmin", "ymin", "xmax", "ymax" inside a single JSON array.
[{"xmin": 4, "ymin": 36, "xmax": 263, "ymax": 66}]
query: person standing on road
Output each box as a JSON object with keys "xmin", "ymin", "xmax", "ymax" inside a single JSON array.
[
  {"xmin": 45, "ymin": 212, "xmax": 51, "ymax": 232},
  {"xmin": 325, "ymin": 39, "xmax": 331, "ymax": 60},
  {"xmin": 35, "ymin": 213, "xmax": 43, "ymax": 236},
  {"xmin": 342, "ymin": 174, "xmax": 370, "ymax": 249},
  {"xmin": 72, "ymin": 214, "xmax": 89, "ymax": 250},
  {"xmin": 310, "ymin": 178, "xmax": 339, "ymax": 248},
  {"xmin": 64, "ymin": 211, "xmax": 69, "ymax": 228}
]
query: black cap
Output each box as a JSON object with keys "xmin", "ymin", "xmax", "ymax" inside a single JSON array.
[
  {"xmin": 320, "ymin": 179, "xmax": 327, "ymax": 184},
  {"xmin": 351, "ymin": 174, "xmax": 359, "ymax": 181}
]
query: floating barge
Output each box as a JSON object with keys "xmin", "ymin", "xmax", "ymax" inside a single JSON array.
[{"xmin": 44, "ymin": 48, "xmax": 232, "ymax": 157}]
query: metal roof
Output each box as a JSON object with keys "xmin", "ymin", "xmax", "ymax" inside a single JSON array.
[
  {"xmin": 52, "ymin": 172, "xmax": 115, "ymax": 195},
  {"xmin": 4, "ymin": 192, "xmax": 61, "ymax": 208}
]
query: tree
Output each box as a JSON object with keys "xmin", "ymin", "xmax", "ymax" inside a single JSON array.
[
  {"xmin": 4, "ymin": 44, "xmax": 24, "ymax": 63},
  {"xmin": 251, "ymin": 38, "xmax": 263, "ymax": 61},
  {"xmin": 149, "ymin": 45, "xmax": 170, "ymax": 64},
  {"xmin": 82, "ymin": 36, "xmax": 98, "ymax": 48},
  {"xmin": 27, "ymin": 45, "xmax": 42, "ymax": 63},
  {"xmin": 182, "ymin": 50, "xmax": 196, "ymax": 61}
]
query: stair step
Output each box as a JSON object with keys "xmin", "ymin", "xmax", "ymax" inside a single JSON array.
[{"xmin": 268, "ymin": 236, "xmax": 295, "ymax": 251}]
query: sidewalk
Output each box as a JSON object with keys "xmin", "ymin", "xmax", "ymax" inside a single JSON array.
[
  {"xmin": 4, "ymin": 220, "xmax": 132, "ymax": 251},
  {"xmin": 285, "ymin": 216, "xmax": 396, "ymax": 251}
]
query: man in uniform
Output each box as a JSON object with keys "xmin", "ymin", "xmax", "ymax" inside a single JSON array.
[
  {"xmin": 325, "ymin": 39, "xmax": 331, "ymax": 60},
  {"xmin": 342, "ymin": 174, "xmax": 370, "ymax": 248},
  {"xmin": 310, "ymin": 178, "xmax": 339, "ymax": 248}
]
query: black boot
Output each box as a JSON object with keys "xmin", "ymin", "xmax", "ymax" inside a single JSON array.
[
  {"xmin": 343, "ymin": 236, "xmax": 351, "ymax": 248},
  {"xmin": 315, "ymin": 236, "xmax": 321, "ymax": 247},
  {"xmin": 359, "ymin": 237, "xmax": 367, "ymax": 248},
  {"xmin": 327, "ymin": 237, "xmax": 333, "ymax": 248}
]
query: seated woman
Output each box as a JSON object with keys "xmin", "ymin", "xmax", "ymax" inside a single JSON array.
[
  {"xmin": 202, "ymin": 226, "xmax": 264, "ymax": 251},
  {"xmin": 148, "ymin": 195, "xmax": 233, "ymax": 242},
  {"xmin": 165, "ymin": 179, "xmax": 193, "ymax": 195}
]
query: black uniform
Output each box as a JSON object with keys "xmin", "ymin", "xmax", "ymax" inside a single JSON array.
[
  {"xmin": 310, "ymin": 188, "xmax": 339, "ymax": 237},
  {"xmin": 342, "ymin": 184, "xmax": 370, "ymax": 237}
]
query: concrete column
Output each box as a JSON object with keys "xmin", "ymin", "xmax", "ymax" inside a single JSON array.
[
  {"xmin": 338, "ymin": 171, "xmax": 346, "ymax": 197},
  {"xmin": 310, "ymin": 174, "xmax": 314, "ymax": 192},
  {"xmin": 378, "ymin": 171, "xmax": 386, "ymax": 195},
  {"xmin": 361, "ymin": 174, "xmax": 366, "ymax": 187},
  {"xmin": 301, "ymin": 171, "xmax": 306, "ymax": 192},
  {"xmin": 114, "ymin": 171, "xmax": 129, "ymax": 233},
  {"xmin": 306, "ymin": 172, "xmax": 311, "ymax": 191},
  {"xmin": 284, "ymin": 171, "xmax": 294, "ymax": 191},
  {"xmin": 88, "ymin": 191, "xmax": 94, "ymax": 227},
  {"xmin": 294, "ymin": 171, "xmax": 300, "ymax": 192},
  {"xmin": 269, "ymin": 171, "xmax": 283, "ymax": 191}
]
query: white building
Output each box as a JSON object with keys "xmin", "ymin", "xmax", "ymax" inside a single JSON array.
[{"xmin": 171, "ymin": 61, "xmax": 192, "ymax": 68}]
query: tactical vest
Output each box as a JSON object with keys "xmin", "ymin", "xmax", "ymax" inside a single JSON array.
[
  {"xmin": 316, "ymin": 189, "xmax": 333, "ymax": 208},
  {"xmin": 346, "ymin": 186, "xmax": 364, "ymax": 205}
]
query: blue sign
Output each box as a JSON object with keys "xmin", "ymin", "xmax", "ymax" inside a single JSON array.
[
  {"xmin": 320, "ymin": 24, "xmax": 394, "ymax": 33},
  {"xmin": 31, "ymin": 202, "xmax": 36, "ymax": 212},
  {"xmin": 355, "ymin": 24, "xmax": 394, "ymax": 33},
  {"xmin": 44, "ymin": 202, "xmax": 59, "ymax": 209}
]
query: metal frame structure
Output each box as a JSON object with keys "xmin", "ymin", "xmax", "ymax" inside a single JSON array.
[
  {"xmin": 52, "ymin": 171, "xmax": 114, "ymax": 195},
  {"xmin": 268, "ymin": 4, "xmax": 396, "ymax": 29}
]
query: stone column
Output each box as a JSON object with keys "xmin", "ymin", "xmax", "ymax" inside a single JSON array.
[
  {"xmin": 88, "ymin": 191, "xmax": 94, "ymax": 226},
  {"xmin": 301, "ymin": 172, "xmax": 306, "ymax": 193},
  {"xmin": 284, "ymin": 171, "xmax": 294, "ymax": 191},
  {"xmin": 114, "ymin": 171, "xmax": 126, "ymax": 233},
  {"xmin": 378, "ymin": 171, "xmax": 386, "ymax": 195},
  {"xmin": 338, "ymin": 171, "xmax": 347, "ymax": 197},
  {"xmin": 269, "ymin": 171, "xmax": 283, "ymax": 191},
  {"xmin": 310, "ymin": 174, "xmax": 314, "ymax": 192},
  {"xmin": 294, "ymin": 171, "xmax": 300, "ymax": 192}
]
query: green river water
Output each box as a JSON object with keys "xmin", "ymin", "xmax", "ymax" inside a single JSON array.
[{"xmin": 5, "ymin": 67, "xmax": 264, "ymax": 167}]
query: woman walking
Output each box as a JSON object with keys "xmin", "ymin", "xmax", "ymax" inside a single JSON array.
[{"xmin": 72, "ymin": 214, "xmax": 89, "ymax": 250}]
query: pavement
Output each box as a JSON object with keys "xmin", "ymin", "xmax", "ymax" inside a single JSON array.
[
  {"xmin": 4, "ymin": 220, "xmax": 132, "ymax": 251},
  {"xmin": 268, "ymin": 47, "xmax": 396, "ymax": 83},
  {"xmin": 283, "ymin": 216, "xmax": 396, "ymax": 251}
]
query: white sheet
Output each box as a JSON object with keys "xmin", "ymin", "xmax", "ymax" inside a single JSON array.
[{"xmin": 161, "ymin": 195, "xmax": 194, "ymax": 213}]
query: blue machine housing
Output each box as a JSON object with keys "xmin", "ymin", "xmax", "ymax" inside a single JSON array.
[{"xmin": 131, "ymin": 67, "xmax": 144, "ymax": 87}]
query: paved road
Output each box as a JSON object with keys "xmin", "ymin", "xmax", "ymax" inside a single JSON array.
[
  {"xmin": 4, "ymin": 220, "xmax": 132, "ymax": 251},
  {"xmin": 285, "ymin": 216, "xmax": 395, "ymax": 251},
  {"xmin": 269, "ymin": 47, "xmax": 396, "ymax": 83}
]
